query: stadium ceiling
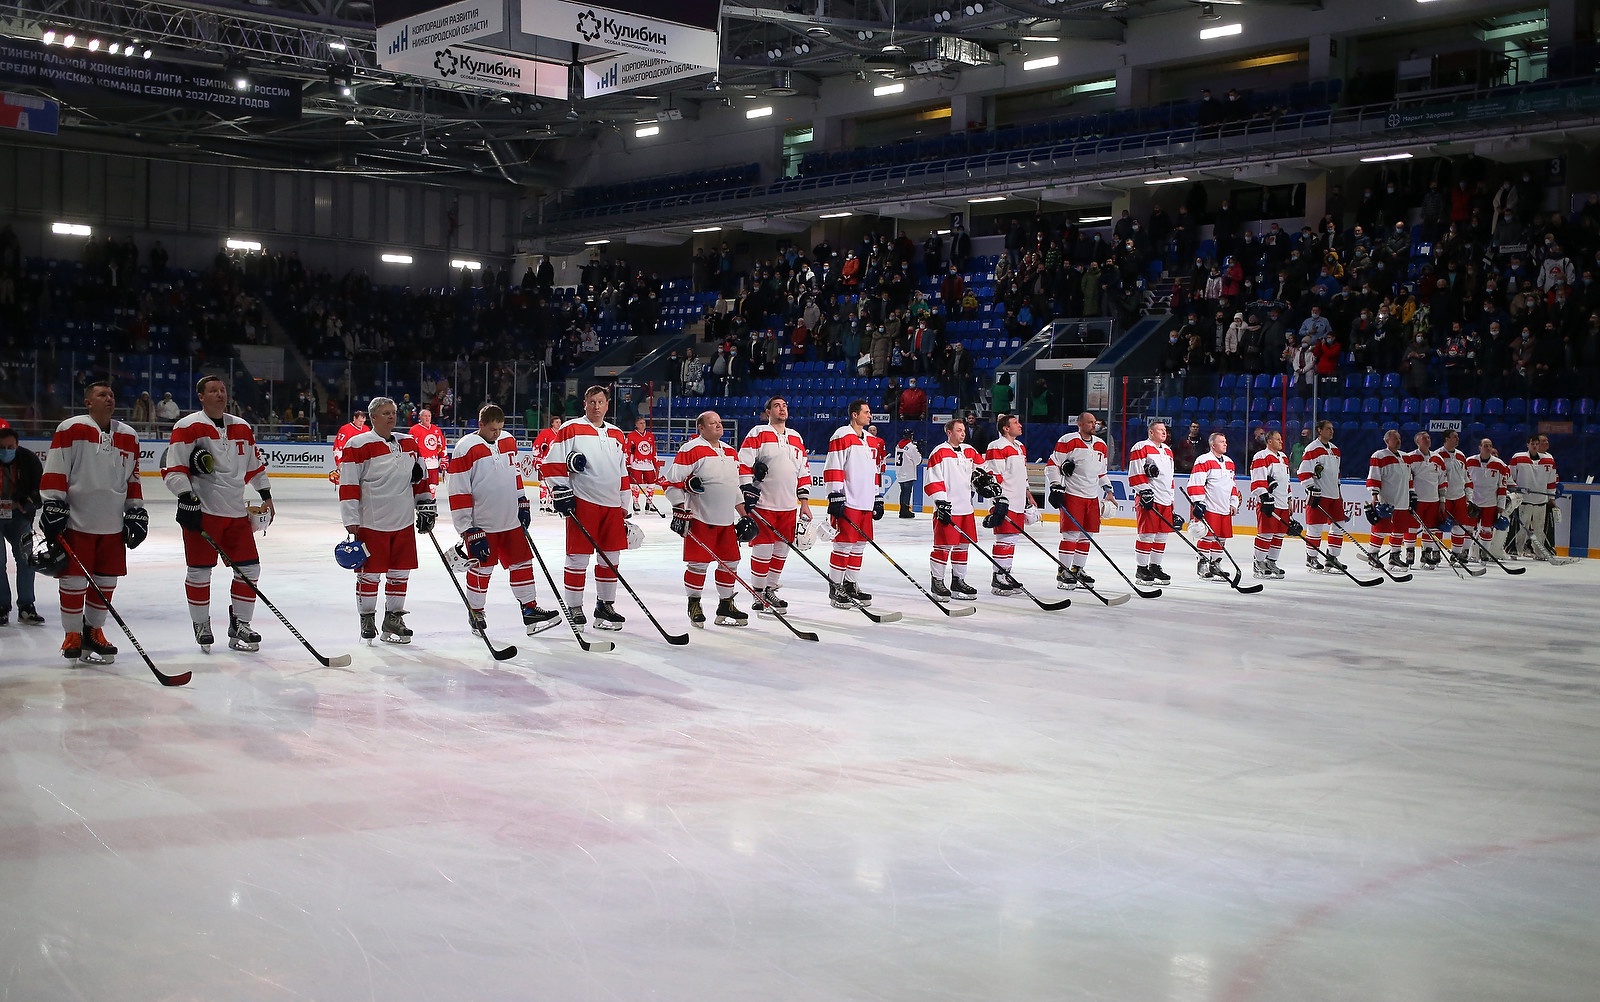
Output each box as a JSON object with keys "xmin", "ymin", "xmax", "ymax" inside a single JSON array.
[{"xmin": 1, "ymin": 0, "xmax": 1320, "ymax": 185}]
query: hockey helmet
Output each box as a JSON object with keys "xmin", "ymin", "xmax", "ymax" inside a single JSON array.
[
  {"xmin": 809, "ymin": 516, "xmax": 837, "ymax": 545},
  {"xmin": 248, "ymin": 503, "xmax": 273, "ymax": 534},
  {"xmin": 791, "ymin": 517, "xmax": 815, "ymax": 551},
  {"xmin": 1494, "ymin": 513, "xmax": 1511, "ymax": 531},
  {"xmin": 334, "ymin": 536, "xmax": 370, "ymax": 570},
  {"xmin": 625, "ymin": 519, "xmax": 645, "ymax": 551},
  {"xmin": 446, "ymin": 541, "xmax": 477, "ymax": 573},
  {"xmin": 27, "ymin": 532, "xmax": 70, "ymax": 578}
]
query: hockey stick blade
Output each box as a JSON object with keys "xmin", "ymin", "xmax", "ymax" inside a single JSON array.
[
  {"xmin": 200, "ymin": 531, "xmax": 351, "ymax": 669},
  {"xmin": 1093, "ymin": 590, "xmax": 1133, "ymax": 607},
  {"xmin": 946, "ymin": 519, "xmax": 1071, "ymax": 611},
  {"xmin": 519, "ymin": 529, "xmax": 613, "ymax": 655},
  {"xmin": 747, "ymin": 509, "xmax": 894, "ymax": 626},
  {"xmin": 1021, "ymin": 589, "xmax": 1073, "ymax": 611},
  {"xmin": 567, "ymin": 519, "xmax": 689, "ymax": 645},
  {"xmin": 428, "ymin": 532, "xmax": 520, "ymax": 660},
  {"xmin": 58, "ymin": 538, "xmax": 192, "ymax": 686},
  {"xmin": 861, "ymin": 608, "xmax": 904, "ymax": 623}
]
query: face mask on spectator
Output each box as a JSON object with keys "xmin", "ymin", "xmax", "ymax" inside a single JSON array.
[{"xmin": 0, "ymin": 447, "xmax": 16, "ymax": 463}]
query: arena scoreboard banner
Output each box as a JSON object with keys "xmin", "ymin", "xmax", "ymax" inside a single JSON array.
[
  {"xmin": 381, "ymin": 40, "xmax": 567, "ymax": 97},
  {"xmin": 1, "ymin": 90, "xmax": 58, "ymax": 134},
  {"xmin": 0, "ymin": 38, "xmax": 301, "ymax": 119},
  {"xmin": 521, "ymin": 0, "xmax": 720, "ymax": 69},
  {"xmin": 582, "ymin": 52, "xmax": 709, "ymax": 98}
]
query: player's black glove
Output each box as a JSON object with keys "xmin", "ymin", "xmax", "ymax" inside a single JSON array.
[
  {"xmin": 1191, "ymin": 499, "xmax": 1208, "ymax": 519},
  {"xmin": 1144, "ymin": 461, "xmax": 1159, "ymax": 480},
  {"xmin": 735, "ymin": 515, "xmax": 759, "ymax": 543},
  {"xmin": 415, "ymin": 498, "xmax": 437, "ymax": 534},
  {"xmin": 122, "ymin": 507, "xmax": 149, "ymax": 549},
  {"xmin": 1059, "ymin": 458, "xmax": 1076, "ymax": 478},
  {"xmin": 827, "ymin": 493, "xmax": 845, "ymax": 519},
  {"xmin": 412, "ymin": 461, "xmax": 426, "ymax": 484},
  {"xmin": 463, "ymin": 526, "xmax": 491, "ymax": 563},
  {"xmin": 670, "ymin": 506, "xmax": 692, "ymax": 537},
  {"xmin": 981, "ymin": 498, "xmax": 1010, "ymax": 530},
  {"xmin": 1171, "ymin": 513, "xmax": 1187, "ymax": 532},
  {"xmin": 1408, "ymin": 491, "xmax": 1418, "ymax": 510},
  {"xmin": 686, "ymin": 475, "xmax": 706, "ymax": 494},
  {"xmin": 1258, "ymin": 496, "xmax": 1275, "ymax": 517},
  {"xmin": 1466, "ymin": 501, "xmax": 1481, "ymax": 518},
  {"xmin": 741, "ymin": 483, "xmax": 761, "ymax": 509},
  {"xmin": 1306, "ymin": 481, "xmax": 1322, "ymax": 498},
  {"xmin": 40, "ymin": 499, "xmax": 69, "ymax": 542},
  {"xmin": 751, "ymin": 459, "xmax": 769, "ymax": 482},
  {"xmin": 934, "ymin": 499, "xmax": 953, "ymax": 524},
  {"xmin": 1047, "ymin": 483, "xmax": 1067, "ymax": 509},
  {"xmin": 176, "ymin": 492, "xmax": 204, "ymax": 533},
  {"xmin": 1136, "ymin": 488, "xmax": 1155, "ymax": 511},
  {"xmin": 970, "ymin": 467, "xmax": 1001, "ymax": 500},
  {"xmin": 551, "ymin": 484, "xmax": 576, "ymax": 518},
  {"xmin": 872, "ymin": 498, "xmax": 885, "ymax": 521},
  {"xmin": 188, "ymin": 447, "xmax": 216, "ymax": 478},
  {"xmin": 518, "ymin": 494, "xmax": 532, "ymax": 528},
  {"xmin": 568, "ymin": 451, "xmax": 587, "ymax": 473},
  {"xmin": 1286, "ymin": 518, "xmax": 1304, "ymax": 537}
]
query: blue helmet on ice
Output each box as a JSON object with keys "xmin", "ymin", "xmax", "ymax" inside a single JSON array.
[{"xmin": 334, "ymin": 536, "xmax": 370, "ymax": 570}]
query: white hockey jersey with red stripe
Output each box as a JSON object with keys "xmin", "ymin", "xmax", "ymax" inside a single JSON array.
[
  {"xmin": 541, "ymin": 419, "xmax": 629, "ymax": 509},
  {"xmin": 823, "ymin": 425, "xmax": 880, "ymax": 509},
  {"xmin": 1249, "ymin": 447, "xmax": 1291, "ymax": 507},
  {"xmin": 1297, "ymin": 440, "xmax": 1341, "ymax": 495},
  {"xmin": 925, "ymin": 442, "xmax": 984, "ymax": 516},
  {"xmin": 40, "ymin": 415, "xmax": 143, "ymax": 535},
  {"xmin": 982, "ymin": 436, "xmax": 1033, "ymax": 510},
  {"xmin": 164, "ymin": 411, "xmax": 270, "ymax": 519},
  {"xmin": 1465, "ymin": 454, "xmax": 1511, "ymax": 507},
  {"xmin": 448, "ymin": 430, "xmax": 525, "ymax": 533},
  {"xmin": 624, "ymin": 430, "xmax": 661, "ymax": 475},
  {"xmin": 1126, "ymin": 438, "xmax": 1176, "ymax": 506},
  {"xmin": 1508, "ymin": 451, "xmax": 1557, "ymax": 496},
  {"xmin": 1365, "ymin": 448, "xmax": 1411, "ymax": 506},
  {"xmin": 1186, "ymin": 452, "xmax": 1241, "ymax": 511},
  {"xmin": 1047, "ymin": 431, "xmax": 1110, "ymax": 499},
  {"xmin": 338, "ymin": 430, "xmax": 428, "ymax": 531},
  {"xmin": 663, "ymin": 436, "xmax": 749, "ymax": 527},
  {"xmin": 1433, "ymin": 447, "xmax": 1468, "ymax": 500},
  {"xmin": 738, "ymin": 423, "xmax": 809, "ymax": 513},
  {"xmin": 1404, "ymin": 448, "xmax": 1445, "ymax": 503}
]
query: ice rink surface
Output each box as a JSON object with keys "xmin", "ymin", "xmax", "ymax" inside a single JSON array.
[{"xmin": 2, "ymin": 480, "xmax": 1598, "ymax": 1002}]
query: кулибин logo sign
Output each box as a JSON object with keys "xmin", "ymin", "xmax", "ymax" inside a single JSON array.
[
  {"xmin": 576, "ymin": 9, "xmax": 604, "ymax": 42},
  {"xmin": 572, "ymin": 8, "xmax": 668, "ymax": 48}
]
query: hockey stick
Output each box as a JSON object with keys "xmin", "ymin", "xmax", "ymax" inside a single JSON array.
[
  {"xmin": 1468, "ymin": 531, "xmax": 1527, "ymax": 574},
  {"xmin": 1327, "ymin": 514, "xmax": 1413, "ymax": 583},
  {"xmin": 1525, "ymin": 526, "xmax": 1579, "ymax": 565},
  {"xmin": 519, "ymin": 528, "xmax": 614, "ymax": 653},
  {"xmin": 1151, "ymin": 507, "xmax": 1264, "ymax": 594},
  {"xmin": 198, "ymin": 531, "xmax": 352, "ymax": 668},
  {"xmin": 1012, "ymin": 524, "xmax": 1131, "ymax": 607},
  {"xmin": 1055, "ymin": 502, "xmax": 1161, "ymax": 599},
  {"xmin": 1408, "ymin": 508, "xmax": 1479, "ymax": 579},
  {"xmin": 57, "ymin": 537, "xmax": 191, "ymax": 686},
  {"xmin": 1295, "ymin": 531, "xmax": 1384, "ymax": 586},
  {"xmin": 747, "ymin": 509, "xmax": 902, "ymax": 623},
  {"xmin": 681, "ymin": 524, "xmax": 820, "ymax": 641},
  {"xmin": 837, "ymin": 511, "xmax": 975, "ymax": 617},
  {"xmin": 567, "ymin": 513, "xmax": 690, "ymax": 645},
  {"xmin": 424, "ymin": 532, "xmax": 519, "ymax": 660},
  {"xmin": 946, "ymin": 519, "xmax": 1072, "ymax": 611},
  {"xmin": 1188, "ymin": 514, "xmax": 1265, "ymax": 594}
]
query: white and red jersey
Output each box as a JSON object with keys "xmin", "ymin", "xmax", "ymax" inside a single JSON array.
[
  {"xmin": 663, "ymin": 435, "xmax": 749, "ymax": 527},
  {"xmin": 1465, "ymin": 454, "xmax": 1511, "ymax": 507},
  {"xmin": 1508, "ymin": 450, "xmax": 1558, "ymax": 497},
  {"xmin": 164, "ymin": 411, "xmax": 269, "ymax": 519},
  {"xmin": 40, "ymin": 415, "xmax": 143, "ymax": 535},
  {"xmin": 409, "ymin": 421, "xmax": 447, "ymax": 471},
  {"xmin": 1047, "ymin": 430, "xmax": 1110, "ymax": 499},
  {"xmin": 1433, "ymin": 447, "xmax": 1468, "ymax": 501},
  {"xmin": 1187, "ymin": 451, "xmax": 1241, "ymax": 512},
  {"xmin": 738, "ymin": 423, "xmax": 808, "ymax": 513},
  {"xmin": 925, "ymin": 442, "xmax": 984, "ymax": 516},
  {"xmin": 1405, "ymin": 448, "xmax": 1445, "ymax": 503},
  {"xmin": 1126, "ymin": 438, "xmax": 1176, "ymax": 506},
  {"xmin": 983, "ymin": 436, "xmax": 1033, "ymax": 511},
  {"xmin": 823, "ymin": 425, "xmax": 881, "ymax": 509},
  {"xmin": 332, "ymin": 420, "xmax": 367, "ymax": 469},
  {"xmin": 1298, "ymin": 439, "xmax": 1341, "ymax": 495},
  {"xmin": 541, "ymin": 418, "xmax": 629, "ymax": 509},
  {"xmin": 1249, "ymin": 447, "xmax": 1291, "ymax": 508},
  {"xmin": 624, "ymin": 429, "xmax": 662, "ymax": 477},
  {"xmin": 1366, "ymin": 448, "xmax": 1411, "ymax": 506},
  {"xmin": 448, "ymin": 430, "xmax": 525, "ymax": 533},
  {"xmin": 338, "ymin": 430, "xmax": 428, "ymax": 531}
]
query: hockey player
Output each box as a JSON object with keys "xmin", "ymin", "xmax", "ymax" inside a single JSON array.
[
  {"xmin": 1249, "ymin": 429, "xmax": 1293, "ymax": 579},
  {"xmin": 38, "ymin": 381, "xmax": 146, "ymax": 663},
  {"xmin": 1434, "ymin": 429, "xmax": 1473, "ymax": 566},
  {"xmin": 448, "ymin": 403, "xmax": 560, "ymax": 637},
  {"xmin": 1465, "ymin": 437, "xmax": 1512, "ymax": 559},
  {"xmin": 164, "ymin": 374, "xmax": 273, "ymax": 652},
  {"xmin": 338, "ymin": 397, "xmax": 432, "ymax": 644},
  {"xmin": 982, "ymin": 413, "xmax": 1038, "ymax": 594},
  {"xmin": 541, "ymin": 386, "xmax": 630, "ymax": 631},
  {"xmin": 1126, "ymin": 418, "xmax": 1177, "ymax": 584},
  {"xmin": 1297, "ymin": 419, "xmax": 1348, "ymax": 573},
  {"xmin": 1186, "ymin": 432, "xmax": 1242, "ymax": 581},
  {"xmin": 737, "ymin": 396, "xmax": 810, "ymax": 614},
  {"xmin": 924, "ymin": 417, "xmax": 985, "ymax": 601},
  {"xmin": 408, "ymin": 408, "xmax": 447, "ymax": 494},
  {"xmin": 1507, "ymin": 433, "xmax": 1559, "ymax": 558},
  {"xmin": 823, "ymin": 400, "xmax": 883, "ymax": 608},
  {"xmin": 329, "ymin": 409, "xmax": 367, "ymax": 485},
  {"xmin": 624, "ymin": 417, "xmax": 663, "ymax": 513},
  {"xmin": 530, "ymin": 415, "xmax": 563, "ymax": 512},
  {"xmin": 893, "ymin": 431, "xmax": 922, "ymax": 518},
  {"xmin": 1365, "ymin": 428, "xmax": 1413, "ymax": 569},
  {"xmin": 1404, "ymin": 430, "xmax": 1446, "ymax": 569},
  {"xmin": 662, "ymin": 411, "xmax": 759, "ymax": 627},
  {"xmin": 1046, "ymin": 411, "xmax": 1114, "ymax": 590}
]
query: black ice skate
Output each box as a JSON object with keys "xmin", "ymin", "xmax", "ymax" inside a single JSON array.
[
  {"xmin": 228, "ymin": 612, "xmax": 261, "ymax": 653},
  {"xmin": 931, "ymin": 577, "xmax": 952, "ymax": 601},
  {"xmin": 522, "ymin": 603, "xmax": 562, "ymax": 635},
  {"xmin": 381, "ymin": 611, "xmax": 413, "ymax": 644},
  {"xmin": 360, "ymin": 612, "xmax": 378, "ymax": 642},
  {"xmin": 591, "ymin": 601, "xmax": 625, "ymax": 631},
  {"xmin": 687, "ymin": 597, "xmax": 707, "ymax": 627},
  {"xmin": 1148, "ymin": 564, "xmax": 1172, "ymax": 584},
  {"xmin": 714, "ymin": 597, "xmax": 748, "ymax": 627},
  {"xmin": 193, "ymin": 619, "xmax": 214, "ymax": 652},
  {"xmin": 80, "ymin": 627, "xmax": 117, "ymax": 665},
  {"xmin": 987, "ymin": 572, "xmax": 1018, "ymax": 597}
]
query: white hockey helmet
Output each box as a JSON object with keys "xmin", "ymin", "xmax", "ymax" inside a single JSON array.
[
  {"xmin": 807, "ymin": 516, "xmax": 836, "ymax": 546},
  {"xmin": 247, "ymin": 503, "xmax": 273, "ymax": 534},
  {"xmin": 625, "ymin": 519, "xmax": 644, "ymax": 550}
]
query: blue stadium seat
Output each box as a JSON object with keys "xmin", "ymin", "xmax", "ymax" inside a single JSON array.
[
  {"xmin": 1442, "ymin": 398, "xmax": 1462, "ymax": 416},
  {"xmin": 1530, "ymin": 398, "xmax": 1549, "ymax": 417},
  {"xmin": 1252, "ymin": 373, "xmax": 1272, "ymax": 393},
  {"xmin": 1484, "ymin": 398, "xmax": 1504, "ymax": 416},
  {"xmin": 1400, "ymin": 397, "xmax": 1421, "ymax": 418},
  {"xmin": 1380, "ymin": 398, "xmax": 1398, "ymax": 416},
  {"xmin": 1381, "ymin": 373, "xmax": 1401, "ymax": 395},
  {"xmin": 1553, "ymin": 398, "xmax": 1572, "ymax": 417},
  {"xmin": 1421, "ymin": 398, "xmax": 1441, "ymax": 417},
  {"xmin": 1504, "ymin": 397, "xmax": 1525, "ymax": 417}
]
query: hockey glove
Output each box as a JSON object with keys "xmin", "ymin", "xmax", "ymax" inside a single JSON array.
[
  {"xmin": 933, "ymin": 500, "xmax": 953, "ymax": 524},
  {"xmin": 1467, "ymin": 501, "xmax": 1481, "ymax": 519},
  {"xmin": 1144, "ymin": 461, "xmax": 1159, "ymax": 480},
  {"xmin": 40, "ymin": 499, "xmax": 69, "ymax": 542},
  {"xmin": 412, "ymin": 461, "xmax": 426, "ymax": 485},
  {"xmin": 873, "ymin": 498, "xmax": 885, "ymax": 521},
  {"xmin": 686, "ymin": 475, "xmax": 706, "ymax": 494},
  {"xmin": 188, "ymin": 447, "xmax": 216, "ymax": 478},
  {"xmin": 518, "ymin": 494, "xmax": 532, "ymax": 528},
  {"xmin": 1136, "ymin": 488, "xmax": 1156, "ymax": 511},
  {"xmin": 1286, "ymin": 518, "xmax": 1304, "ymax": 538},
  {"xmin": 1258, "ymin": 496, "xmax": 1275, "ymax": 518},
  {"xmin": 670, "ymin": 506, "xmax": 692, "ymax": 537},
  {"xmin": 1494, "ymin": 513, "xmax": 1511, "ymax": 531},
  {"xmin": 982, "ymin": 498, "xmax": 1011, "ymax": 530},
  {"xmin": 827, "ymin": 493, "xmax": 845, "ymax": 519},
  {"xmin": 176, "ymin": 492, "xmax": 204, "ymax": 534},
  {"xmin": 1059, "ymin": 457, "xmax": 1077, "ymax": 478},
  {"xmin": 1047, "ymin": 483, "xmax": 1067, "ymax": 509},
  {"xmin": 551, "ymin": 484, "xmax": 576, "ymax": 518},
  {"xmin": 1553, "ymin": 506, "xmax": 1564, "ymax": 523},
  {"xmin": 567, "ymin": 451, "xmax": 587, "ymax": 474},
  {"xmin": 970, "ymin": 467, "xmax": 1001, "ymax": 500},
  {"xmin": 1024, "ymin": 505, "xmax": 1042, "ymax": 525},
  {"xmin": 751, "ymin": 458, "xmax": 769, "ymax": 482},
  {"xmin": 463, "ymin": 527, "xmax": 492, "ymax": 564},
  {"xmin": 1306, "ymin": 481, "xmax": 1323, "ymax": 499},
  {"xmin": 735, "ymin": 514, "xmax": 759, "ymax": 543},
  {"xmin": 122, "ymin": 507, "xmax": 149, "ymax": 550},
  {"xmin": 415, "ymin": 498, "xmax": 437, "ymax": 534},
  {"xmin": 741, "ymin": 483, "xmax": 762, "ymax": 510},
  {"xmin": 1313, "ymin": 462, "xmax": 1324, "ymax": 479},
  {"xmin": 1171, "ymin": 513, "xmax": 1187, "ymax": 533},
  {"xmin": 1408, "ymin": 491, "xmax": 1418, "ymax": 511},
  {"xmin": 1190, "ymin": 499, "xmax": 1208, "ymax": 519}
]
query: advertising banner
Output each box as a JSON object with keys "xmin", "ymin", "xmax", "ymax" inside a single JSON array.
[
  {"xmin": 582, "ymin": 52, "xmax": 709, "ymax": 98},
  {"xmin": 377, "ymin": 0, "xmax": 505, "ymax": 62},
  {"xmin": 0, "ymin": 90, "xmax": 58, "ymax": 135},
  {"xmin": 521, "ymin": 0, "xmax": 720, "ymax": 69},
  {"xmin": 383, "ymin": 42, "xmax": 567, "ymax": 98},
  {"xmin": 0, "ymin": 38, "xmax": 301, "ymax": 119}
]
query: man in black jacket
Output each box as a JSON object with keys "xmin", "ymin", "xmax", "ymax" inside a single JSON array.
[{"xmin": 0, "ymin": 425, "xmax": 45, "ymax": 625}]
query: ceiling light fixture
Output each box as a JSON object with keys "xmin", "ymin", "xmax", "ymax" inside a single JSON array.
[
  {"xmin": 41, "ymin": 30, "xmax": 55, "ymax": 44},
  {"xmin": 693, "ymin": 226, "xmax": 722, "ymax": 233},
  {"xmin": 1144, "ymin": 175, "xmax": 1189, "ymax": 185},
  {"xmin": 52, "ymin": 222, "xmax": 92, "ymax": 236},
  {"xmin": 225, "ymin": 237, "xmax": 262, "ymax": 251},
  {"xmin": 584, "ymin": 238, "xmax": 611, "ymax": 245},
  {"xmin": 381, "ymin": 253, "xmax": 413, "ymax": 264},
  {"xmin": 746, "ymin": 105, "xmax": 773, "ymax": 118},
  {"xmin": 969, "ymin": 194, "xmax": 1007, "ymax": 203},
  {"xmin": 874, "ymin": 82, "xmax": 905, "ymax": 96},
  {"xmin": 1023, "ymin": 55, "xmax": 1059, "ymax": 71},
  {"xmin": 1360, "ymin": 151, "xmax": 1414, "ymax": 162},
  {"xmin": 1199, "ymin": 22, "xmax": 1243, "ymax": 39},
  {"xmin": 819, "ymin": 211, "xmax": 853, "ymax": 218},
  {"xmin": 451, "ymin": 259, "xmax": 482, "ymax": 270}
]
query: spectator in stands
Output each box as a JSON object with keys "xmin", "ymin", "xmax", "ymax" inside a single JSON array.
[
  {"xmin": 1161, "ymin": 323, "xmax": 1189, "ymax": 380},
  {"xmin": 948, "ymin": 223, "xmax": 971, "ymax": 272},
  {"xmin": 899, "ymin": 378, "xmax": 928, "ymax": 422},
  {"xmin": 1028, "ymin": 378, "xmax": 1051, "ymax": 423},
  {"xmin": 1401, "ymin": 332, "xmax": 1435, "ymax": 394},
  {"xmin": 155, "ymin": 392, "xmax": 180, "ymax": 426},
  {"xmin": 871, "ymin": 321, "xmax": 893, "ymax": 377},
  {"xmin": 944, "ymin": 342, "xmax": 974, "ymax": 408},
  {"xmin": 131, "ymin": 391, "xmax": 154, "ymax": 431},
  {"xmin": 1221, "ymin": 312, "xmax": 1247, "ymax": 373},
  {"xmin": 922, "ymin": 230, "xmax": 943, "ymax": 277},
  {"xmin": 941, "ymin": 265, "xmax": 965, "ymax": 313},
  {"xmin": 990, "ymin": 373, "xmax": 1013, "ymax": 416},
  {"xmin": 1175, "ymin": 422, "xmax": 1203, "ymax": 473},
  {"xmin": 1313, "ymin": 331, "xmax": 1342, "ymax": 381}
]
